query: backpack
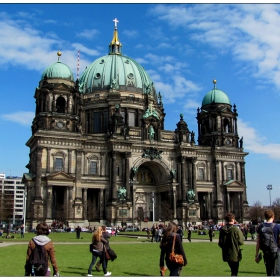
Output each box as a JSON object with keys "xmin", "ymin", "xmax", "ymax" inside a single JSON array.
[
  {"xmin": 27, "ymin": 239, "xmax": 48, "ymax": 276},
  {"xmin": 259, "ymin": 223, "xmax": 278, "ymax": 255}
]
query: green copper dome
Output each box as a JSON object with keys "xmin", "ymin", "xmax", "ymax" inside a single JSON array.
[
  {"xmin": 41, "ymin": 52, "xmax": 74, "ymax": 81},
  {"xmin": 79, "ymin": 54, "xmax": 154, "ymax": 94},
  {"xmin": 78, "ymin": 21, "xmax": 155, "ymax": 94},
  {"xmin": 202, "ymin": 80, "xmax": 230, "ymax": 106}
]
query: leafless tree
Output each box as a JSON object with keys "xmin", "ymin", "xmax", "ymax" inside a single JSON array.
[
  {"xmin": 248, "ymin": 201, "xmax": 265, "ymax": 224},
  {"xmin": 0, "ymin": 191, "xmax": 14, "ymax": 233}
]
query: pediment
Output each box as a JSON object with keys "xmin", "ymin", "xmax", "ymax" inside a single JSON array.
[
  {"xmin": 223, "ymin": 180, "xmax": 245, "ymax": 191},
  {"xmin": 22, "ymin": 173, "xmax": 35, "ymax": 182},
  {"xmin": 46, "ymin": 171, "xmax": 76, "ymax": 182},
  {"xmin": 52, "ymin": 83, "xmax": 72, "ymax": 91}
]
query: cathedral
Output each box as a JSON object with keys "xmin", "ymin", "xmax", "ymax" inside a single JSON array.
[{"xmin": 22, "ymin": 19, "xmax": 249, "ymax": 229}]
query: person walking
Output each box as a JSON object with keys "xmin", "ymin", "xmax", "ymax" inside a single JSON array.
[
  {"xmin": 159, "ymin": 222, "xmax": 187, "ymax": 276},
  {"xmin": 209, "ymin": 227, "xmax": 213, "ymax": 242},
  {"xmin": 95, "ymin": 225, "xmax": 111, "ymax": 273},
  {"xmin": 187, "ymin": 227, "xmax": 191, "ymax": 242},
  {"xmin": 218, "ymin": 213, "xmax": 244, "ymax": 276},
  {"xmin": 88, "ymin": 226, "xmax": 111, "ymax": 277},
  {"xmin": 255, "ymin": 210, "xmax": 280, "ymax": 276},
  {"xmin": 75, "ymin": 226, "xmax": 81, "ymax": 239},
  {"xmin": 151, "ymin": 225, "xmax": 156, "ymax": 242},
  {"xmin": 20, "ymin": 224, "xmax": 24, "ymax": 238},
  {"xmin": 25, "ymin": 222, "xmax": 59, "ymax": 276},
  {"xmin": 177, "ymin": 226, "xmax": 183, "ymax": 242}
]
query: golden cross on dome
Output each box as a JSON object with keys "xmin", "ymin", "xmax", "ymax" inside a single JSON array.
[{"xmin": 113, "ymin": 18, "xmax": 119, "ymax": 29}]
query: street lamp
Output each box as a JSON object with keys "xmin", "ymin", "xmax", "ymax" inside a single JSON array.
[
  {"xmin": 129, "ymin": 179, "xmax": 135, "ymax": 232},
  {"xmin": 117, "ymin": 186, "xmax": 127, "ymax": 228},
  {"xmin": 151, "ymin": 191, "xmax": 155, "ymax": 224},
  {"xmin": 266, "ymin": 184, "xmax": 272, "ymax": 207},
  {"xmin": 23, "ymin": 186, "xmax": 27, "ymax": 233}
]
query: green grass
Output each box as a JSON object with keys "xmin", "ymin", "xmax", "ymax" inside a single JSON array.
[{"xmin": 0, "ymin": 232, "xmax": 266, "ymax": 277}]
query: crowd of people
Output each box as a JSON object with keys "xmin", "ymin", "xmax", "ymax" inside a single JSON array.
[{"xmin": 22, "ymin": 209, "xmax": 280, "ymax": 277}]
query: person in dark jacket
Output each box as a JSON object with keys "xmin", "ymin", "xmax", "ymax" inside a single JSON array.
[
  {"xmin": 218, "ymin": 213, "xmax": 244, "ymax": 276},
  {"xmin": 75, "ymin": 226, "xmax": 81, "ymax": 239},
  {"xmin": 159, "ymin": 222, "xmax": 187, "ymax": 276},
  {"xmin": 187, "ymin": 227, "xmax": 191, "ymax": 242},
  {"xmin": 209, "ymin": 227, "xmax": 213, "ymax": 242}
]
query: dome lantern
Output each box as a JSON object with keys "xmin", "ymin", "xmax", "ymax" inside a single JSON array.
[{"xmin": 109, "ymin": 18, "xmax": 122, "ymax": 55}]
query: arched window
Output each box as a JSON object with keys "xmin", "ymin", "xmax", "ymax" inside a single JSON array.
[{"xmin": 56, "ymin": 96, "xmax": 66, "ymax": 113}]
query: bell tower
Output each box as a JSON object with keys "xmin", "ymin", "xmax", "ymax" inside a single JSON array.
[{"xmin": 196, "ymin": 79, "xmax": 240, "ymax": 149}]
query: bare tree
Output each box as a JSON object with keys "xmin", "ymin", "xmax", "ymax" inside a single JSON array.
[
  {"xmin": 248, "ymin": 201, "xmax": 265, "ymax": 224},
  {"xmin": 273, "ymin": 197, "xmax": 280, "ymax": 206},
  {"xmin": 272, "ymin": 197, "xmax": 280, "ymax": 221},
  {"xmin": 0, "ymin": 191, "xmax": 14, "ymax": 233}
]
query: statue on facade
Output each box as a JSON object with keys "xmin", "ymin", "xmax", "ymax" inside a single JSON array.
[
  {"xmin": 117, "ymin": 186, "xmax": 127, "ymax": 201},
  {"xmin": 239, "ymin": 136, "xmax": 243, "ymax": 148},
  {"xmin": 187, "ymin": 189, "xmax": 195, "ymax": 202},
  {"xmin": 148, "ymin": 125, "xmax": 155, "ymax": 140}
]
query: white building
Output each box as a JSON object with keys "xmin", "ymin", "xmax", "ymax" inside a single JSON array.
[{"xmin": 0, "ymin": 175, "xmax": 25, "ymax": 228}]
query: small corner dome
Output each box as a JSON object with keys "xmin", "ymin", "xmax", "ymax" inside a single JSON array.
[
  {"xmin": 41, "ymin": 61, "xmax": 74, "ymax": 81},
  {"xmin": 202, "ymin": 80, "xmax": 230, "ymax": 106}
]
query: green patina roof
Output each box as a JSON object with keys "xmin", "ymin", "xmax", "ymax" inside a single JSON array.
[
  {"xmin": 78, "ymin": 54, "xmax": 154, "ymax": 94},
  {"xmin": 41, "ymin": 61, "xmax": 74, "ymax": 81},
  {"xmin": 202, "ymin": 80, "xmax": 230, "ymax": 106},
  {"xmin": 79, "ymin": 21, "xmax": 155, "ymax": 94}
]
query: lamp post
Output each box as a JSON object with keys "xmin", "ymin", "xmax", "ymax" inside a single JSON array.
[
  {"xmin": 266, "ymin": 184, "xmax": 272, "ymax": 207},
  {"xmin": 117, "ymin": 186, "xmax": 127, "ymax": 229},
  {"xmin": 129, "ymin": 179, "xmax": 134, "ymax": 232},
  {"xmin": 152, "ymin": 191, "xmax": 155, "ymax": 224},
  {"xmin": 23, "ymin": 186, "xmax": 27, "ymax": 233}
]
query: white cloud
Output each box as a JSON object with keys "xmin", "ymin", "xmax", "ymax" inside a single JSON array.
[
  {"xmin": 0, "ymin": 15, "xmax": 100, "ymax": 74},
  {"xmin": 150, "ymin": 4, "xmax": 280, "ymax": 92},
  {"xmin": 238, "ymin": 118, "xmax": 280, "ymax": 160},
  {"xmin": 77, "ymin": 29, "xmax": 99, "ymax": 39},
  {"xmin": 1, "ymin": 111, "xmax": 34, "ymax": 126}
]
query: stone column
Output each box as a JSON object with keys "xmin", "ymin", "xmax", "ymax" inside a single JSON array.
[
  {"xmin": 99, "ymin": 189, "xmax": 105, "ymax": 220},
  {"xmin": 192, "ymin": 157, "xmax": 197, "ymax": 201},
  {"xmin": 111, "ymin": 151, "xmax": 117, "ymax": 201},
  {"xmin": 241, "ymin": 162, "xmax": 247, "ymax": 201},
  {"xmin": 177, "ymin": 156, "xmax": 182, "ymax": 199},
  {"xmin": 75, "ymin": 150, "xmax": 83, "ymax": 200},
  {"xmin": 68, "ymin": 149, "xmax": 72, "ymax": 174},
  {"xmin": 227, "ymin": 191, "xmax": 230, "ymax": 213},
  {"xmin": 181, "ymin": 157, "xmax": 186, "ymax": 201},
  {"xmin": 124, "ymin": 152, "xmax": 131, "ymax": 201},
  {"xmin": 68, "ymin": 186, "xmax": 74, "ymax": 219},
  {"xmin": 46, "ymin": 148, "xmax": 51, "ymax": 173},
  {"xmin": 215, "ymin": 159, "xmax": 222, "ymax": 201},
  {"xmin": 46, "ymin": 185, "xmax": 52, "ymax": 219},
  {"xmin": 35, "ymin": 147, "xmax": 43, "ymax": 200},
  {"xmin": 83, "ymin": 188, "xmax": 88, "ymax": 220}
]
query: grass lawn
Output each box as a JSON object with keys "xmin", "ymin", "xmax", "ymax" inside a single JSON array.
[{"xmin": 0, "ymin": 232, "xmax": 266, "ymax": 277}]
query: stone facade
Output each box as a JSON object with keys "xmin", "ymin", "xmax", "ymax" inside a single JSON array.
[{"xmin": 22, "ymin": 24, "xmax": 249, "ymax": 230}]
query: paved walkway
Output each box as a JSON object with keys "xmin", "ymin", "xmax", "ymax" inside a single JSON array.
[{"xmin": 0, "ymin": 238, "xmax": 257, "ymax": 248}]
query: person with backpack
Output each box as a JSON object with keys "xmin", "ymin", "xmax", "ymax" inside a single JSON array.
[
  {"xmin": 25, "ymin": 222, "xmax": 59, "ymax": 276},
  {"xmin": 218, "ymin": 213, "xmax": 244, "ymax": 276},
  {"xmin": 255, "ymin": 210, "xmax": 280, "ymax": 276}
]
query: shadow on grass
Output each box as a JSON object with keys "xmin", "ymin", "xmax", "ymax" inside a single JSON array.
[
  {"xmin": 239, "ymin": 270, "xmax": 265, "ymax": 275},
  {"xmin": 123, "ymin": 271, "xmax": 151, "ymax": 276}
]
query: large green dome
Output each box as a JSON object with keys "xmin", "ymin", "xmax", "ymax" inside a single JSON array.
[
  {"xmin": 79, "ymin": 23, "xmax": 155, "ymax": 95},
  {"xmin": 78, "ymin": 54, "xmax": 154, "ymax": 94},
  {"xmin": 41, "ymin": 60, "xmax": 74, "ymax": 81},
  {"xmin": 202, "ymin": 80, "xmax": 230, "ymax": 106}
]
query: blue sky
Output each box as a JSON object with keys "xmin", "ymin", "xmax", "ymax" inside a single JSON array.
[{"xmin": 0, "ymin": 3, "xmax": 280, "ymax": 206}]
